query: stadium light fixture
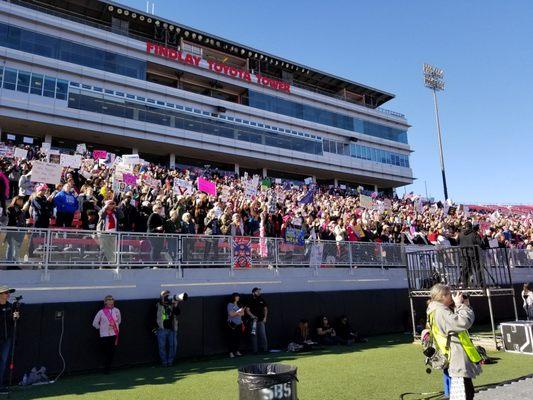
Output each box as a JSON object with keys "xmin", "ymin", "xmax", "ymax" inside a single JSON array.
[{"xmin": 423, "ymin": 63, "xmax": 449, "ymax": 200}]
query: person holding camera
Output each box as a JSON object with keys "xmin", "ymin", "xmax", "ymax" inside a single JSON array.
[
  {"xmin": 0, "ymin": 286, "xmax": 20, "ymax": 395},
  {"xmin": 522, "ymin": 283, "xmax": 533, "ymax": 320},
  {"xmin": 426, "ymin": 284, "xmax": 482, "ymax": 400},
  {"xmin": 245, "ymin": 288, "xmax": 268, "ymax": 354},
  {"xmin": 156, "ymin": 291, "xmax": 185, "ymax": 366},
  {"xmin": 92, "ymin": 295, "xmax": 121, "ymax": 374},
  {"xmin": 227, "ymin": 293, "xmax": 244, "ymax": 358}
]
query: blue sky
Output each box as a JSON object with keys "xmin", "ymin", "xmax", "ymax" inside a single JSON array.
[{"xmin": 122, "ymin": 0, "xmax": 532, "ymax": 204}]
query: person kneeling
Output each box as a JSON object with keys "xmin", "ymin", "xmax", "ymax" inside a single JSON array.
[{"xmin": 316, "ymin": 316, "xmax": 341, "ymax": 345}]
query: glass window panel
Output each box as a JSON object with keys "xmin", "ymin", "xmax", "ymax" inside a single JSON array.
[
  {"xmin": 55, "ymin": 79, "xmax": 69, "ymax": 100},
  {"xmin": 3, "ymin": 68, "xmax": 17, "ymax": 90},
  {"xmin": 43, "ymin": 77, "xmax": 56, "ymax": 98},
  {"xmin": 30, "ymin": 73, "xmax": 44, "ymax": 95},
  {"xmin": 16, "ymin": 70, "xmax": 30, "ymax": 93}
]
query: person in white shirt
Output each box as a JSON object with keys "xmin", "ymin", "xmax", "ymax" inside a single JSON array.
[
  {"xmin": 92, "ymin": 295, "xmax": 121, "ymax": 373},
  {"xmin": 522, "ymin": 283, "xmax": 533, "ymax": 320}
]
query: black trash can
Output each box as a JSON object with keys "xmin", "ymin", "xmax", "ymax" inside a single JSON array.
[{"xmin": 238, "ymin": 363, "xmax": 298, "ymax": 400}]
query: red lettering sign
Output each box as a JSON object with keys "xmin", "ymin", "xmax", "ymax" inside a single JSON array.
[{"xmin": 146, "ymin": 41, "xmax": 290, "ymax": 93}]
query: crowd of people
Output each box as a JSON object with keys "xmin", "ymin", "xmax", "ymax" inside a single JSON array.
[{"xmin": 0, "ymin": 142, "xmax": 531, "ymax": 253}]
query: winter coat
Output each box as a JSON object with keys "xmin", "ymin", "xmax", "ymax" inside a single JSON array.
[{"xmin": 426, "ymin": 301, "xmax": 482, "ymax": 379}]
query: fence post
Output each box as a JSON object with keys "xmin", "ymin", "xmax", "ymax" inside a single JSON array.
[
  {"xmin": 273, "ymin": 238, "xmax": 279, "ymax": 276},
  {"xmin": 229, "ymin": 236, "xmax": 234, "ymax": 277},
  {"xmin": 348, "ymin": 242, "xmax": 354, "ymax": 275},
  {"xmin": 42, "ymin": 229, "xmax": 51, "ymax": 282},
  {"xmin": 379, "ymin": 243, "xmax": 384, "ymax": 270},
  {"xmin": 113, "ymin": 232, "xmax": 121, "ymax": 280},
  {"xmin": 177, "ymin": 236, "xmax": 183, "ymax": 279}
]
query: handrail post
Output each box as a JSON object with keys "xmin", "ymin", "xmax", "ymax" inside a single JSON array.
[
  {"xmin": 379, "ymin": 243, "xmax": 384, "ymax": 270},
  {"xmin": 114, "ymin": 232, "xmax": 121, "ymax": 280},
  {"xmin": 177, "ymin": 235, "xmax": 183, "ymax": 280},
  {"xmin": 229, "ymin": 236, "xmax": 234, "ymax": 277},
  {"xmin": 348, "ymin": 242, "xmax": 354, "ymax": 275},
  {"xmin": 273, "ymin": 237, "xmax": 279, "ymax": 276},
  {"xmin": 42, "ymin": 229, "xmax": 51, "ymax": 282}
]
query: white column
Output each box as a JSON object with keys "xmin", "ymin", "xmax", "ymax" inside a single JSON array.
[
  {"xmin": 374, "ymin": 184, "xmax": 378, "ymax": 193},
  {"xmin": 44, "ymin": 134, "xmax": 52, "ymax": 144},
  {"xmin": 334, "ymin": 178, "xmax": 339, "ymax": 187},
  {"xmin": 234, "ymin": 163, "xmax": 240, "ymax": 175},
  {"xmin": 132, "ymin": 148, "xmax": 139, "ymax": 154},
  {"xmin": 312, "ymin": 175, "xmax": 317, "ymax": 183},
  {"xmin": 262, "ymin": 167, "xmax": 267, "ymax": 178},
  {"xmin": 169, "ymin": 153, "xmax": 176, "ymax": 169}
]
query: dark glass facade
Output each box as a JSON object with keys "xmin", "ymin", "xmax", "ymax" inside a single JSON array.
[
  {"xmin": 246, "ymin": 91, "xmax": 408, "ymax": 144},
  {"xmin": 0, "ymin": 65, "xmax": 69, "ymax": 100},
  {"xmin": 67, "ymin": 90, "xmax": 323, "ymax": 155},
  {"xmin": 0, "ymin": 22, "xmax": 146, "ymax": 80},
  {"xmin": 323, "ymin": 139, "xmax": 409, "ymax": 167}
]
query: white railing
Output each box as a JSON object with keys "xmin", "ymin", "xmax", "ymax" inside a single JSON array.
[{"xmin": 0, "ymin": 227, "xmax": 531, "ymax": 272}]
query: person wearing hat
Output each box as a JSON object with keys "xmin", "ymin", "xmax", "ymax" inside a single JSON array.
[
  {"xmin": 0, "ymin": 286, "xmax": 19, "ymax": 394},
  {"xmin": 156, "ymin": 291, "xmax": 180, "ymax": 367},
  {"xmin": 97, "ymin": 200, "xmax": 118, "ymax": 262},
  {"xmin": 30, "ymin": 184, "xmax": 52, "ymax": 229},
  {"xmin": 245, "ymin": 288, "xmax": 268, "ymax": 354}
]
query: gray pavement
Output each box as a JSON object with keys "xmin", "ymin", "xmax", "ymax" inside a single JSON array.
[{"xmin": 475, "ymin": 376, "xmax": 533, "ymax": 399}]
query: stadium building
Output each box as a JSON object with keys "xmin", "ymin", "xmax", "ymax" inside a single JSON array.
[{"xmin": 0, "ymin": 0, "xmax": 413, "ymax": 192}]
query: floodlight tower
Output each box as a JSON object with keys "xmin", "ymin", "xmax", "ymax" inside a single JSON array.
[{"xmin": 423, "ymin": 64, "xmax": 449, "ymax": 201}]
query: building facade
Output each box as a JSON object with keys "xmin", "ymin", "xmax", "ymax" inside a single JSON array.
[{"xmin": 0, "ymin": 0, "xmax": 413, "ymax": 191}]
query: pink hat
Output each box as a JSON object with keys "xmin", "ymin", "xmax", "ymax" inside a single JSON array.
[{"xmin": 36, "ymin": 184, "xmax": 48, "ymax": 192}]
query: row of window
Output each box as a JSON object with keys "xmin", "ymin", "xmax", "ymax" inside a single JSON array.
[
  {"xmin": 0, "ymin": 22, "xmax": 146, "ymax": 80},
  {"xmin": 323, "ymin": 139, "xmax": 410, "ymax": 168},
  {"xmin": 246, "ymin": 91, "xmax": 409, "ymax": 144},
  {"xmin": 0, "ymin": 22, "xmax": 408, "ymax": 146},
  {"xmin": 67, "ymin": 91, "xmax": 324, "ymax": 155},
  {"xmin": 0, "ymin": 66, "xmax": 68, "ymax": 100},
  {"xmin": 69, "ymin": 82, "xmax": 322, "ymax": 142}
]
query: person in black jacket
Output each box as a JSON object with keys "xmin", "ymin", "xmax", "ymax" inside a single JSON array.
[
  {"xmin": 30, "ymin": 185, "xmax": 52, "ymax": 229},
  {"xmin": 147, "ymin": 204, "xmax": 166, "ymax": 261},
  {"xmin": 458, "ymin": 222, "xmax": 484, "ymax": 287},
  {"xmin": 5, "ymin": 196, "xmax": 28, "ymax": 262},
  {"xmin": 0, "ymin": 286, "xmax": 19, "ymax": 394}
]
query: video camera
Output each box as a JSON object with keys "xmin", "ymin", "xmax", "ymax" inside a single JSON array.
[
  {"xmin": 163, "ymin": 292, "xmax": 188, "ymax": 303},
  {"xmin": 13, "ymin": 295, "xmax": 23, "ymax": 311}
]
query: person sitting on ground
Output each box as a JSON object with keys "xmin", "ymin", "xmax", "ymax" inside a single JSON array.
[
  {"xmin": 294, "ymin": 319, "xmax": 317, "ymax": 350},
  {"xmin": 316, "ymin": 316, "xmax": 340, "ymax": 345},
  {"xmin": 335, "ymin": 315, "xmax": 367, "ymax": 345}
]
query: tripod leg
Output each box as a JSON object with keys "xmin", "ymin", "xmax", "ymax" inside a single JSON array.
[{"xmin": 8, "ymin": 319, "xmax": 17, "ymax": 387}]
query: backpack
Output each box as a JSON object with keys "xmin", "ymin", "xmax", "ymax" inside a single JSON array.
[{"xmin": 421, "ymin": 327, "xmax": 450, "ymax": 372}]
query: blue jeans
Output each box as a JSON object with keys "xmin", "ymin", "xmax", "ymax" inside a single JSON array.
[
  {"xmin": 251, "ymin": 321, "xmax": 268, "ymax": 353},
  {"xmin": 157, "ymin": 329, "xmax": 176, "ymax": 365},
  {"xmin": 0, "ymin": 338, "xmax": 12, "ymax": 388}
]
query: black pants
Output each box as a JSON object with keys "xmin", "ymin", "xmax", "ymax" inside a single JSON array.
[
  {"xmin": 56, "ymin": 212, "xmax": 74, "ymax": 228},
  {"xmin": 100, "ymin": 336, "xmax": 116, "ymax": 372},
  {"xmin": 227, "ymin": 323, "xmax": 242, "ymax": 353},
  {"xmin": 463, "ymin": 378, "xmax": 475, "ymax": 400}
]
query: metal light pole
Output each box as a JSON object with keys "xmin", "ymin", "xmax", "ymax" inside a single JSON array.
[{"xmin": 423, "ymin": 64, "xmax": 449, "ymax": 200}]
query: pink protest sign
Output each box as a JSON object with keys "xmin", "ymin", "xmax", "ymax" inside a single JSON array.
[
  {"xmin": 93, "ymin": 150, "xmax": 108, "ymax": 160},
  {"xmin": 197, "ymin": 177, "xmax": 216, "ymax": 196},
  {"xmin": 122, "ymin": 173, "xmax": 138, "ymax": 186}
]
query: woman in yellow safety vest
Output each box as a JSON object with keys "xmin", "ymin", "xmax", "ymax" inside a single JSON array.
[{"xmin": 426, "ymin": 284, "xmax": 482, "ymax": 400}]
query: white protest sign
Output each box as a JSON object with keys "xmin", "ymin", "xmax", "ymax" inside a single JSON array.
[
  {"xmin": 60, "ymin": 154, "xmax": 82, "ymax": 169},
  {"xmin": 41, "ymin": 142, "xmax": 51, "ymax": 153},
  {"xmin": 122, "ymin": 154, "xmax": 140, "ymax": 165},
  {"xmin": 173, "ymin": 178, "xmax": 194, "ymax": 195},
  {"xmin": 359, "ymin": 194, "xmax": 373, "ymax": 209},
  {"xmin": 30, "ymin": 161, "xmax": 63, "ymax": 184},
  {"xmin": 14, "ymin": 148, "xmax": 28, "ymax": 159},
  {"xmin": 75, "ymin": 143, "xmax": 87, "ymax": 154},
  {"xmin": 275, "ymin": 178, "xmax": 282, "ymax": 184}
]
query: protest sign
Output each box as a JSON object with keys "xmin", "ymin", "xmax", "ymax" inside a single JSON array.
[
  {"xmin": 93, "ymin": 150, "xmax": 107, "ymax": 160},
  {"xmin": 48, "ymin": 151, "xmax": 61, "ymax": 165},
  {"xmin": 60, "ymin": 154, "xmax": 82, "ymax": 169},
  {"xmin": 173, "ymin": 178, "xmax": 194, "ymax": 195},
  {"xmin": 143, "ymin": 176, "xmax": 160, "ymax": 189},
  {"xmin": 14, "ymin": 148, "xmax": 28, "ymax": 159},
  {"xmin": 275, "ymin": 178, "xmax": 282, "ymax": 184},
  {"xmin": 233, "ymin": 237, "xmax": 252, "ymax": 268},
  {"xmin": 122, "ymin": 154, "xmax": 140, "ymax": 165},
  {"xmin": 285, "ymin": 227, "xmax": 305, "ymax": 246},
  {"xmin": 244, "ymin": 180, "xmax": 258, "ymax": 199},
  {"xmin": 359, "ymin": 194, "xmax": 373, "ymax": 209},
  {"xmin": 122, "ymin": 173, "xmax": 138, "ymax": 186},
  {"xmin": 198, "ymin": 177, "xmax": 216, "ymax": 196},
  {"xmin": 30, "ymin": 161, "xmax": 63, "ymax": 184},
  {"xmin": 41, "ymin": 142, "xmax": 51, "ymax": 153},
  {"xmin": 75, "ymin": 143, "xmax": 87, "ymax": 154}
]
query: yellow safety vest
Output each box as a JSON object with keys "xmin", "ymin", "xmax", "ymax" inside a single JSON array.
[{"xmin": 428, "ymin": 311, "xmax": 482, "ymax": 363}]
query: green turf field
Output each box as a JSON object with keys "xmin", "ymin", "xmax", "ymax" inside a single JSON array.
[{"xmin": 9, "ymin": 334, "xmax": 533, "ymax": 400}]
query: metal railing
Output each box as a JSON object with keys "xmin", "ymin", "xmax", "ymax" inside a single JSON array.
[{"xmin": 0, "ymin": 227, "xmax": 531, "ymax": 273}]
